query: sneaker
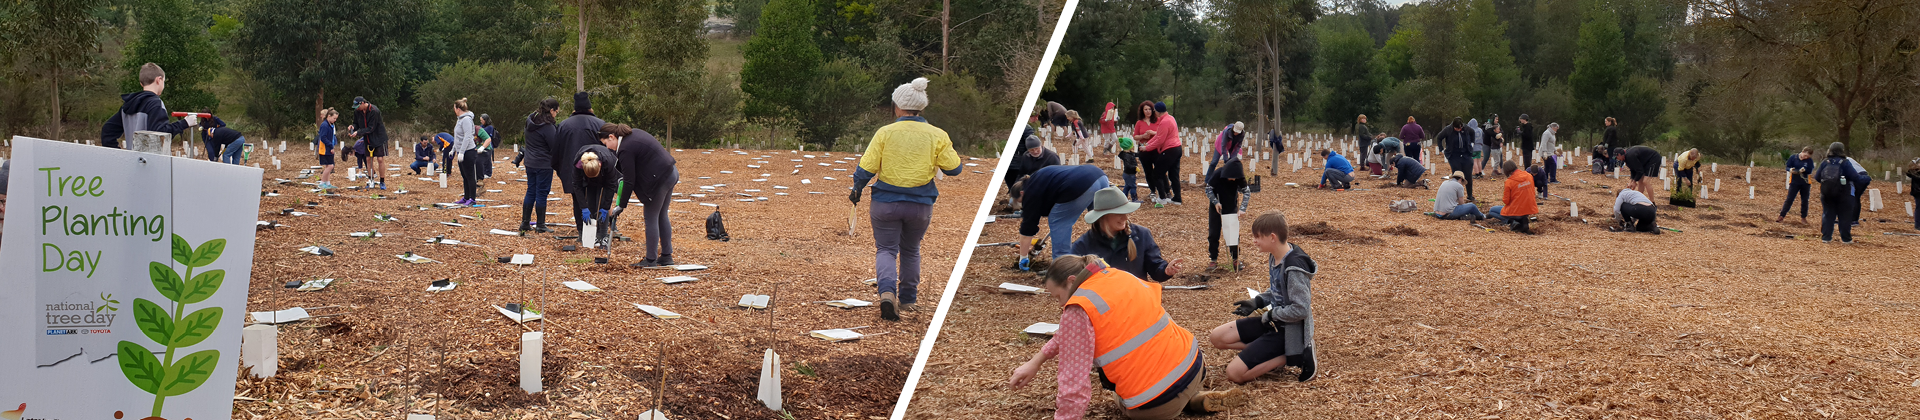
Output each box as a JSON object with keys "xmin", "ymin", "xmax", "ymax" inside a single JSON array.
[
  {"xmin": 1842, "ymin": 240, "xmax": 1855, "ymax": 244},
  {"xmin": 654, "ymin": 254, "xmax": 675, "ymax": 266},
  {"xmin": 1191, "ymin": 387, "xmax": 1249, "ymax": 412},
  {"xmin": 532, "ymin": 226, "xmax": 554, "ymax": 234},
  {"xmin": 1822, "ymin": 239, "xmax": 1832, "ymax": 243},
  {"xmin": 879, "ymin": 292, "xmax": 900, "ymax": 321},
  {"xmin": 630, "ymin": 259, "xmax": 660, "ymax": 268},
  {"xmin": 378, "ymin": 182, "xmax": 387, "ymax": 190},
  {"xmin": 453, "ymin": 198, "xmax": 472, "ymax": 206},
  {"xmin": 1293, "ymin": 346, "xmax": 1318, "ymax": 382}
]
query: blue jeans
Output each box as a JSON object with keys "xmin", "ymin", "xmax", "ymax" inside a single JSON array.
[
  {"xmin": 410, "ymin": 160, "xmax": 432, "ymax": 174},
  {"xmin": 1436, "ymin": 204, "xmax": 1484, "ymax": 220},
  {"xmin": 1048, "ymin": 177, "xmax": 1110, "ymax": 258},
  {"xmin": 1122, "ymin": 172, "xmax": 1138, "ymax": 201},
  {"xmin": 1488, "ymin": 206, "xmax": 1526, "ymax": 224},
  {"xmin": 521, "ymin": 168, "xmax": 554, "ymax": 226},
  {"xmin": 220, "ymin": 136, "xmax": 247, "ymax": 164},
  {"xmin": 872, "ymin": 201, "xmax": 933, "ymax": 304}
]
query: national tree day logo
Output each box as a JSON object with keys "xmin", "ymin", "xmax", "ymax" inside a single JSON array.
[{"xmin": 117, "ymin": 234, "xmax": 227, "ymax": 418}]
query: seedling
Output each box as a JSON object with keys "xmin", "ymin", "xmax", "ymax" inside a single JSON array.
[{"xmin": 793, "ymin": 362, "xmax": 817, "ymax": 377}]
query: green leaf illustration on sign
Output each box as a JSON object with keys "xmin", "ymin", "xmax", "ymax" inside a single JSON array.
[
  {"xmin": 168, "ymin": 307, "xmax": 222, "ymax": 348},
  {"xmin": 147, "ymin": 262, "xmax": 183, "ymax": 302},
  {"xmin": 131, "ymin": 299, "xmax": 173, "ymax": 347},
  {"xmin": 123, "ymin": 234, "xmax": 230, "ymax": 417},
  {"xmin": 158, "ymin": 349, "xmax": 221, "ymax": 397},
  {"xmin": 187, "ymin": 239, "xmax": 225, "ymax": 268},
  {"xmin": 180, "ymin": 270, "xmax": 224, "ymax": 304},
  {"xmin": 116, "ymin": 340, "xmax": 164, "ymax": 394}
]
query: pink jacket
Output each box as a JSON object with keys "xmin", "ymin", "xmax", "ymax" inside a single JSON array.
[{"xmin": 1136, "ymin": 114, "xmax": 1181, "ymax": 153}]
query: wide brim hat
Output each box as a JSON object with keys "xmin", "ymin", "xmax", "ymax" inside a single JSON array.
[{"xmin": 1082, "ymin": 187, "xmax": 1140, "ymax": 224}]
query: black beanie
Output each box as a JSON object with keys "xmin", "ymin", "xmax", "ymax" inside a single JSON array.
[{"xmin": 573, "ymin": 92, "xmax": 592, "ymax": 115}]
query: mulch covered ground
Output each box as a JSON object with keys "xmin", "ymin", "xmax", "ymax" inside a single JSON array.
[
  {"xmin": 907, "ymin": 139, "xmax": 1920, "ymax": 419},
  {"xmin": 226, "ymin": 141, "xmax": 994, "ymax": 419}
]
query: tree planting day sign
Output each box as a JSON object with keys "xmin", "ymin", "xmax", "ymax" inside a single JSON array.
[{"xmin": 0, "ymin": 137, "xmax": 261, "ymax": 420}]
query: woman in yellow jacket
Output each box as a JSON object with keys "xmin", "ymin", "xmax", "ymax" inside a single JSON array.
[
  {"xmin": 1009, "ymin": 255, "xmax": 1245, "ymax": 419},
  {"xmin": 850, "ymin": 77, "xmax": 963, "ymax": 321}
]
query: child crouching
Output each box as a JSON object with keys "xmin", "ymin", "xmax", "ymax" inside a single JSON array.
[{"xmin": 1207, "ymin": 211, "xmax": 1318, "ymax": 383}]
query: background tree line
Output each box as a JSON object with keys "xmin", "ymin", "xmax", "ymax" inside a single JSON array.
[
  {"xmin": 0, "ymin": 0, "xmax": 1062, "ymax": 154},
  {"xmin": 1043, "ymin": 0, "xmax": 1918, "ymax": 163}
]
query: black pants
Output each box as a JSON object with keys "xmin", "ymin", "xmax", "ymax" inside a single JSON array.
[
  {"xmin": 1620, "ymin": 202, "xmax": 1657, "ymax": 232},
  {"xmin": 1780, "ymin": 183, "xmax": 1810, "ymax": 219},
  {"xmin": 1154, "ymin": 145, "xmax": 1184, "ymax": 202},
  {"xmin": 457, "ymin": 149, "xmax": 479, "ymax": 200},
  {"xmin": 1448, "ymin": 156, "xmax": 1476, "ymax": 199},
  {"xmin": 1821, "ymin": 191, "xmax": 1856, "ymax": 242},
  {"xmin": 1139, "ymin": 149, "xmax": 1161, "ymax": 199},
  {"xmin": 1208, "ymin": 194, "xmax": 1240, "ymax": 262},
  {"xmin": 1405, "ymin": 143, "xmax": 1420, "ymax": 165},
  {"xmin": 1850, "ymin": 180, "xmax": 1870, "ymax": 224},
  {"xmin": 1521, "ymin": 147, "xmax": 1534, "ymax": 169},
  {"xmin": 478, "ymin": 150, "xmax": 494, "ymax": 179}
]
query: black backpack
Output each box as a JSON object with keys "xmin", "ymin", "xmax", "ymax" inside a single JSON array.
[
  {"xmin": 705, "ymin": 210, "xmax": 730, "ymax": 241},
  {"xmin": 1816, "ymin": 159, "xmax": 1852, "ymax": 197}
]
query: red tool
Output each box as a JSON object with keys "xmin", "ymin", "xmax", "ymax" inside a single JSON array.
[{"xmin": 168, "ymin": 112, "xmax": 213, "ymax": 119}]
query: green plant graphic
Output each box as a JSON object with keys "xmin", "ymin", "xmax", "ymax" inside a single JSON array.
[{"xmin": 119, "ymin": 234, "xmax": 228, "ymax": 417}]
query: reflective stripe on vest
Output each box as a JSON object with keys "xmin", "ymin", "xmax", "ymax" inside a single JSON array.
[{"xmin": 1064, "ymin": 268, "xmax": 1197, "ymax": 409}]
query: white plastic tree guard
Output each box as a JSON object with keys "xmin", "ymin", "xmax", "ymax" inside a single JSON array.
[
  {"xmin": 758, "ymin": 349, "xmax": 782, "ymax": 410},
  {"xmin": 521, "ymin": 331, "xmax": 544, "ymax": 394},
  {"xmin": 242, "ymin": 324, "xmax": 278, "ymax": 378}
]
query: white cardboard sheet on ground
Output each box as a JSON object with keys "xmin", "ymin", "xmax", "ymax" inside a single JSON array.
[
  {"xmin": 822, "ymin": 299, "xmax": 873, "ymax": 308},
  {"xmin": 510, "ymin": 254, "xmax": 535, "ymax": 265},
  {"xmin": 739, "ymin": 294, "xmax": 771, "ymax": 309},
  {"xmin": 489, "ymin": 228, "xmax": 521, "ymax": 236},
  {"xmin": 810, "ymin": 327, "xmax": 869, "ymax": 342},
  {"xmin": 296, "ymin": 278, "xmax": 335, "ymax": 291},
  {"xmin": 1023, "ymin": 322, "xmax": 1060, "ymax": 335},
  {"xmin": 494, "ymin": 305, "xmax": 543, "ymax": 323},
  {"xmin": 562, "ymin": 281, "xmax": 601, "ymax": 291},
  {"xmin": 250, "ymin": 307, "xmax": 311, "ymax": 324},
  {"xmin": 658, "ymin": 275, "xmax": 699, "ymax": 284},
  {"xmin": 634, "ymin": 304, "xmax": 683, "ymax": 319},
  {"xmin": 397, "ymin": 254, "xmax": 438, "ymax": 263},
  {"xmin": 997, "ymin": 282, "xmax": 1044, "ymax": 293}
]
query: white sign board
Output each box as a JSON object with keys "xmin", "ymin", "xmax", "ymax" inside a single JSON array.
[{"xmin": 1, "ymin": 137, "xmax": 261, "ymax": 420}]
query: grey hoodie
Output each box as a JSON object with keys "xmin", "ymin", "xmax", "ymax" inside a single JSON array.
[{"xmin": 1260, "ymin": 243, "xmax": 1318, "ymax": 355}]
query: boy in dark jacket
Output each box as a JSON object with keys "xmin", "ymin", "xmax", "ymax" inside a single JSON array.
[
  {"xmin": 1778, "ymin": 146, "xmax": 1815, "ymax": 223},
  {"xmin": 410, "ymin": 136, "xmax": 435, "ymax": 175},
  {"xmin": 100, "ymin": 63, "xmax": 196, "ymax": 149},
  {"xmin": 1208, "ymin": 211, "xmax": 1318, "ymax": 384}
]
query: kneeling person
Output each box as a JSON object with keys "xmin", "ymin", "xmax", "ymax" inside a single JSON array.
[
  {"xmin": 1010, "ymin": 255, "xmax": 1245, "ymax": 419},
  {"xmin": 1613, "ymin": 181, "xmax": 1658, "ymax": 233},
  {"xmin": 1392, "ymin": 155, "xmax": 1428, "ymax": 188},
  {"xmin": 1207, "ymin": 211, "xmax": 1319, "ymax": 384}
]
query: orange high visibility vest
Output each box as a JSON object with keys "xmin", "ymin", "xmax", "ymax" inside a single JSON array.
[{"xmin": 1065, "ymin": 267, "xmax": 1199, "ymax": 409}]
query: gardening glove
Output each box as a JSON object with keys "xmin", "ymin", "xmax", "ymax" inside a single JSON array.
[
  {"xmin": 1231, "ymin": 296, "xmax": 1269, "ymax": 316},
  {"xmin": 580, "ymin": 209, "xmax": 593, "ymax": 224},
  {"xmin": 183, "ymin": 114, "xmax": 200, "ymax": 127},
  {"xmin": 849, "ymin": 186, "xmax": 863, "ymax": 204}
]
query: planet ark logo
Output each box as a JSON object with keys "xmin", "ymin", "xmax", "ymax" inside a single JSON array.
[{"xmin": 44, "ymin": 293, "xmax": 119, "ymax": 335}]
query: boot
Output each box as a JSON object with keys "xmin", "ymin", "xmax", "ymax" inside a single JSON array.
[{"xmin": 879, "ymin": 292, "xmax": 900, "ymax": 321}]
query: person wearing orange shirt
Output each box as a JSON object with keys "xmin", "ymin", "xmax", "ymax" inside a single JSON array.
[{"xmin": 1488, "ymin": 161, "xmax": 1539, "ymax": 234}]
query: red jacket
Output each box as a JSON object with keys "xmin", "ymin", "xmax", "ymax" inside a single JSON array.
[{"xmin": 1502, "ymin": 170, "xmax": 1539, "ymax": 216}]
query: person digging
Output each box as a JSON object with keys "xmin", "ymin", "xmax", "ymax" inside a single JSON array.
[
  {"xmin": 1010, "ymin": 255, "xmax": 1248, "ymax": 420},
  {"xmin": 571, "ymin": 124, "xmax": 627, "ymax": 251}
]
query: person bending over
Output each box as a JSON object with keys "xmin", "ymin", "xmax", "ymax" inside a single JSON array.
[{"xmin": 1011, "ymin": 255, "xmax": 1245, "ymax": 419}]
